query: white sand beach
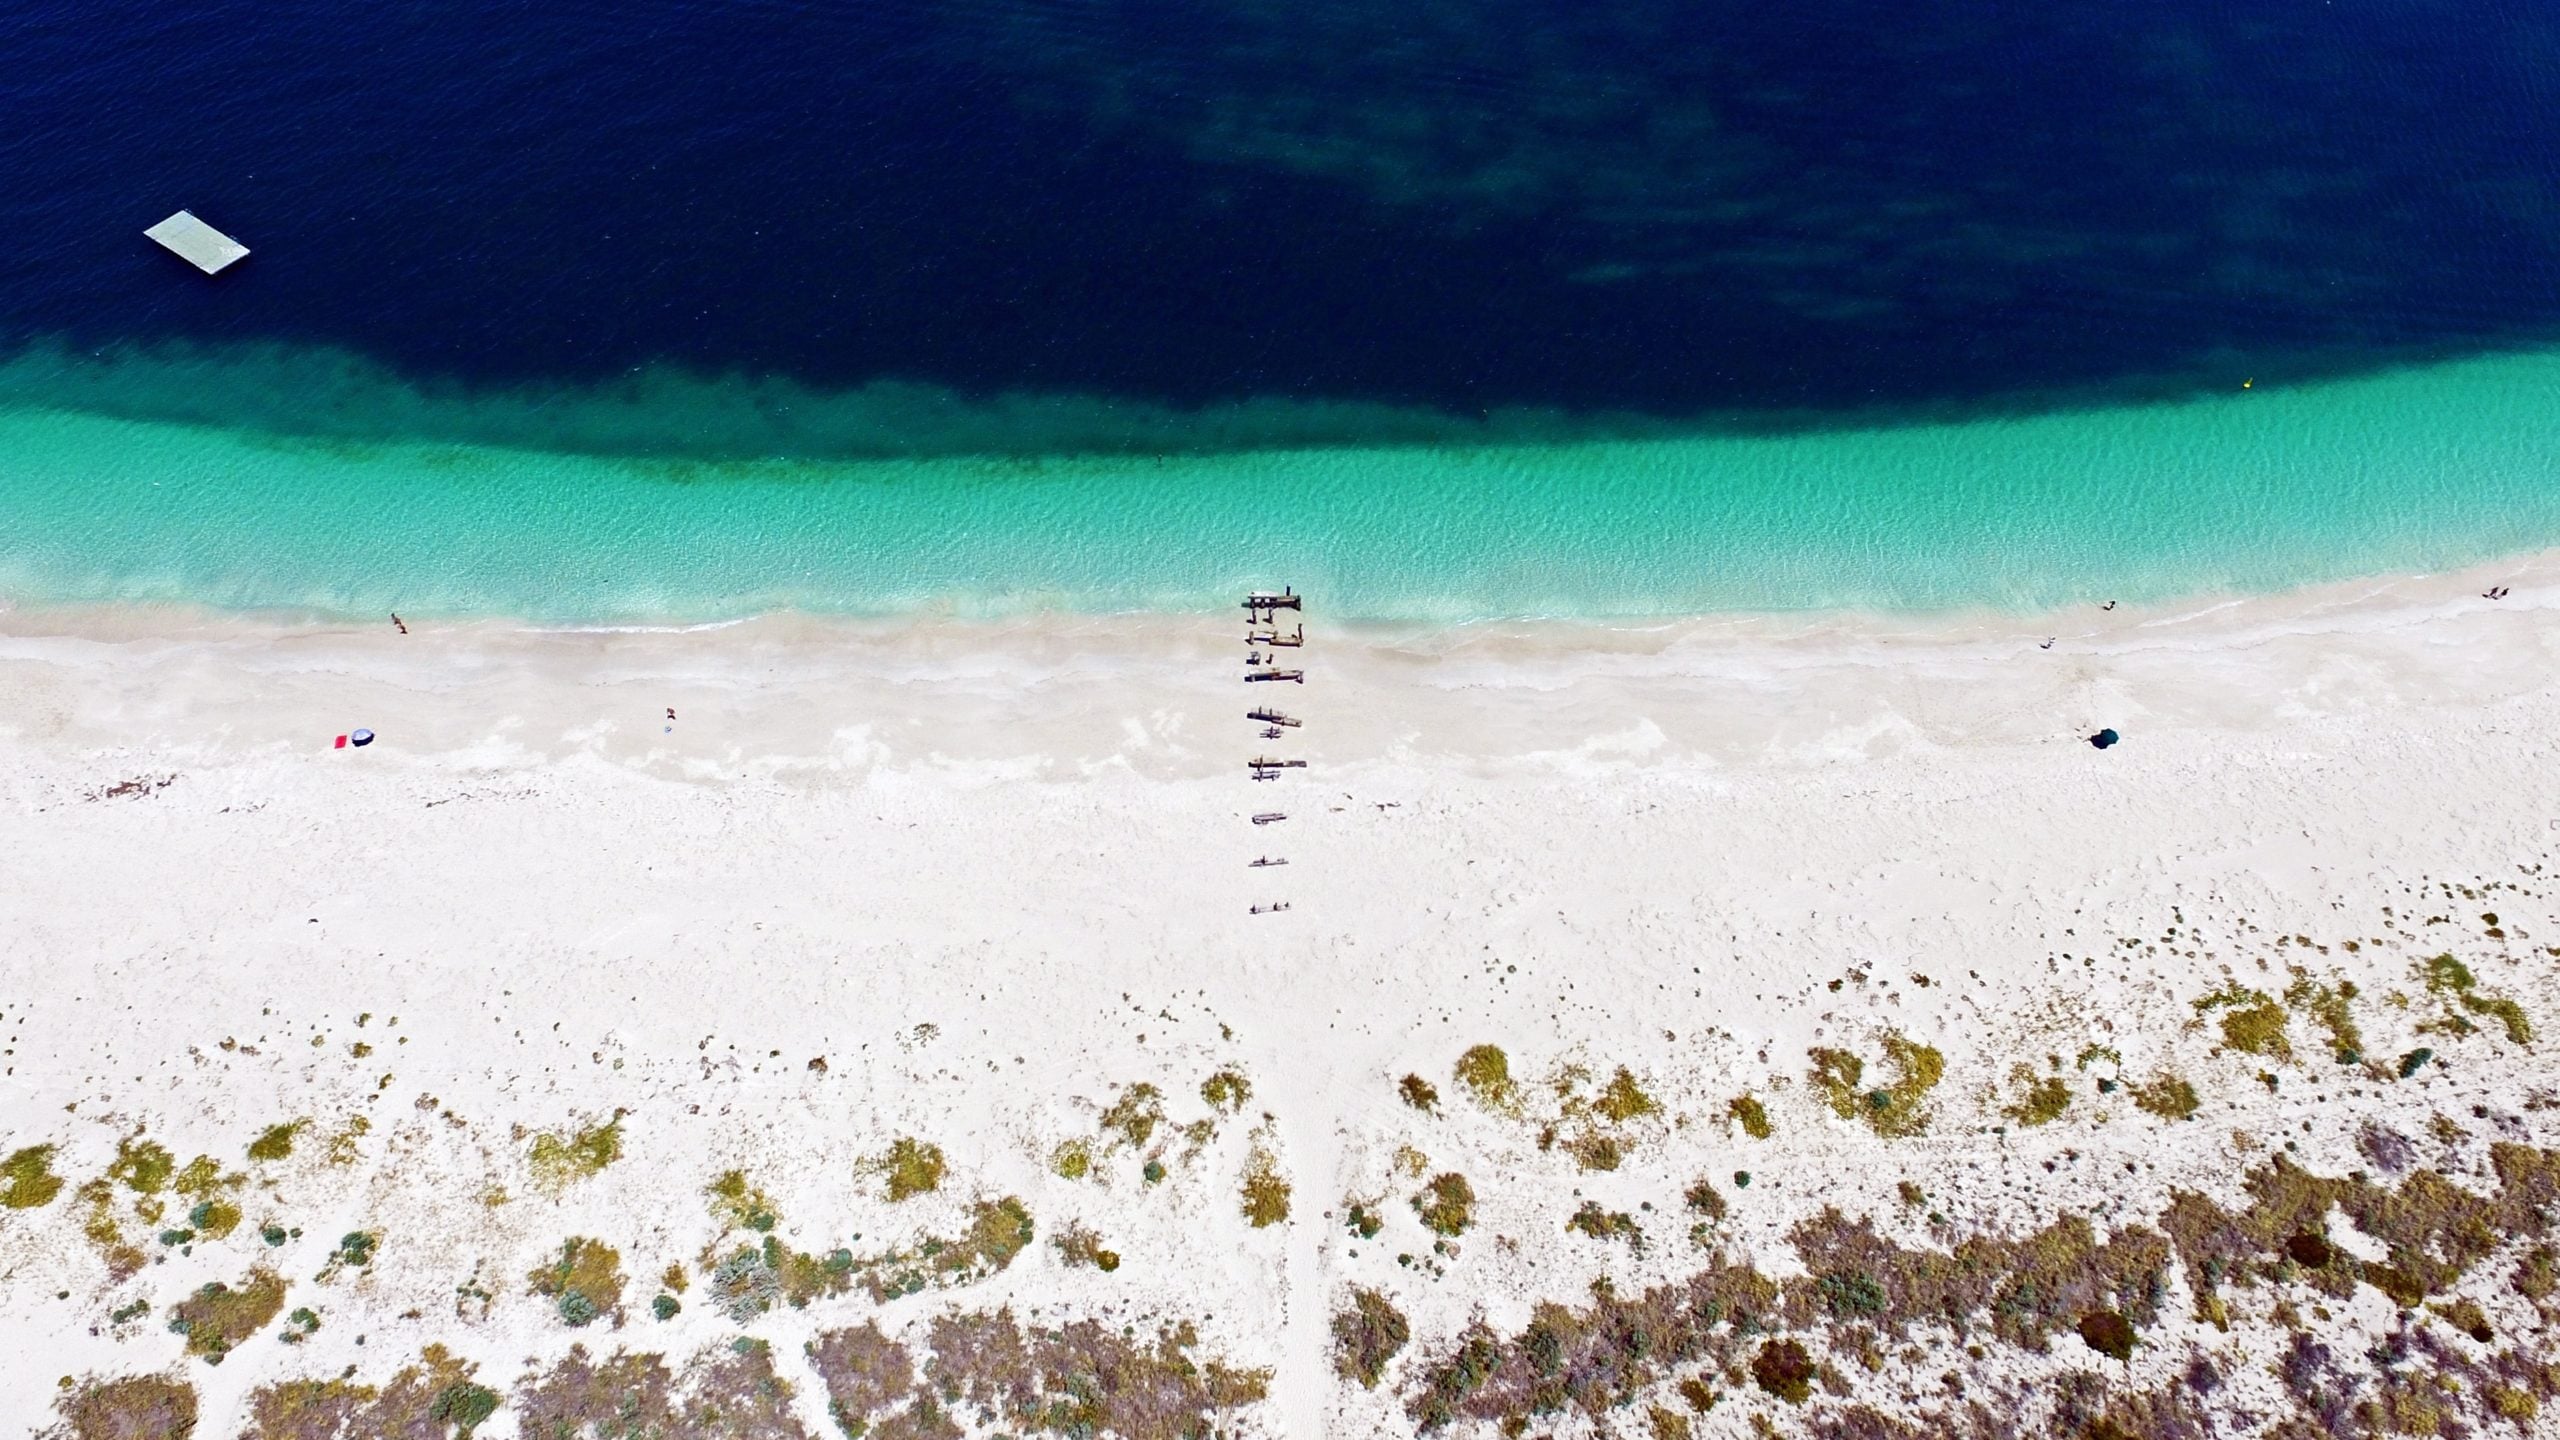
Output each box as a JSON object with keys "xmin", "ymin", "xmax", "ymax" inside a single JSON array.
[{"xmin": 5, "ymin": 556, "xmax": 2560, "ymax": 1438}]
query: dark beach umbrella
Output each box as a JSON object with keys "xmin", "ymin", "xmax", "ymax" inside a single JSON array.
[{"xmin": 2088, "ymin": 728, "xmax": 2119, "ymax": 750}]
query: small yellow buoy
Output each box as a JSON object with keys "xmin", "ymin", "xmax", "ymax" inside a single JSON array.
[{"xmin": 2242, "ymin": 378, "xmax": 2253, "ymax": 388}]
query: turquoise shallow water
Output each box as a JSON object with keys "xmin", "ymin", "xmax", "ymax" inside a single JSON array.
[{"xmin": 2, "ymin": 346, "xmax": 2557, "ymax": 623}]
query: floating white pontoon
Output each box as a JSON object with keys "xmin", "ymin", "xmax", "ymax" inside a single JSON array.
[{"xmin": 144, "ymin": 211, "xmax": 250, "ymax": 274}]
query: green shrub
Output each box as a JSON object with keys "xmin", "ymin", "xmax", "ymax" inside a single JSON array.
[
  {"xmin": 1, "ymin": 1145, "xmax": 63, "ymax": 1209},
  {"xmin": 1565, "ymin": 1201, "xmax": 1643, "ymax": 1250},
  {"xmin": 2077, "ymin": 1309, "xmax": 2136, "ymax": 1361},
  {"xmin": 874, "ymin": 1137, "xmax": 947, "ymax": 1202},
  {"xmin": 1241, "ymin": 1145, "xmax": 1291, "ymax": 1228},
  {"xmin": 1594, "ymin": 1068, "xmax": 1657, "ymax": 1122},
  {"xmin": 1809, "ymin": 1034, "xmax": 1942, "ymax": 1136},
  {"xmin": 1727, "ymin": 1095, "xmax": 1772, "ymax": 1140},
  {"xmin": 1201, "ymin": 1069, "xmax": 1253, "ymax": 1113},
  {"xmin": 246, "ymin": 1121, "xmax": 306, "ymax": 1163},
  {"xmin": 526, "ymin": 1237, "xmax": 624, "ymax": 1328},
  {"xmin": 1100, "ymin": 1083, "xmax": 1167, "ymax": 1148},
  {"xmin": 2007, "ymin": 1071, "xmax": 2074, "ymax": 1127},
  {"xmin": 1453, "ymin": 1045, "xmax": 1517, "ymax": 1112},
  {"xmin": 1750, "ymin": 1339, "xmax": 1815, "ymax": 1403},
  {"xmin": 2131, "ymin": 1073, "xmax": 2200, "ymax": 1120},
  {"xmin": 108, "ymin": 1137, "xmax": 175, "ymax": 1194},
  {"xmin": 1332, "ymin": 1287, "xmax": 1411, "ymax": 1388},
  {"xmin": 1412, "ymin": 1173, "xmax": 1475, "ymax": 1236},
  {"xmin": 527, "ymin": 1117, "xmax": 623, "ymax": 1195},
  {"xmin": 1818, "ymin": 1271, "xmax": 1886, "ymax": 1316},
  {"xmin": 168, "ymin": 1268, "xmax": 288, "ymax": 1362}
]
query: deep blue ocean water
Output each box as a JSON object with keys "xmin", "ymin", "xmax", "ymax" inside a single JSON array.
[{"xmin": 9, "ymin": 0, "xmax": 2559, "ymax": 426}]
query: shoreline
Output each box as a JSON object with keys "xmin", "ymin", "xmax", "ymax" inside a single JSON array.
[
  {"xmin": 4, "ymin": 537, "xmax": 2552, "ymax": 646},
  {"xmin": 5, "ymin": 549, "xmax": 2555, "ymax": 793}
]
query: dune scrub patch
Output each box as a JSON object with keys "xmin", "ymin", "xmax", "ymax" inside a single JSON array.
[
  {"xmin": 1050, "ymin": 1138, "xmax": 1094, "ymax": 1181},
  {"xmin": 1808, "ymin": 1033, "xmax": 1944, "ymax": 1138},
  {"xmin": 2160, "ymin": 1145, "xmax": 2560, "ymax": 1320},
  {"xmin": 805, "ymin": 1321, "xmax": 920, "ymax": 1436},
  {"xmin": 1726, "ymin": 1095, "xmax": 1772, "ymax": 1140},
  {"xmin": 2284, "ymin": 970, "xmax": 2364, "ymax": 1063},
  {"xmin": 173, "ymin": 1155, "xmax": 245, "ymax": 1240},
  {"xmin": 857, "ymin": 1196, "xmax": 1038, "ymax": 1304},
  {"xmin": 527, "ymin": 1115, "xmax": 624, "ymax": 1196},
  {"xmin": 698, "ymin": 1216, "xmax": 843, "ymax": 1319},
  {"xmin": 1100, "ymin": 1083, "xmax": 1168, "ymax": 1150},
  {"xmin": 168, "ymin": 1267, "xmax": 288, "ymax": 1363},
  {"xmin": 2130, "ymin": 1072, "xmax": 2201, "ymax": 1121},
  {"xmin": 2, "ymin": 1143, "xmax": 63, "ymax": 1208},
  {"xmin": 1452, "ymin": 1045, "xmax": 1518, "ymax": 1113},
  {"xmin": 1333, "ymin": 1287, "xmax": 1412, "ymax": 1389},
  {"xmin": 707, "ymin": 1169, "xmax": 782, "ymax": 1232},
  {"xmin": 107, "ymin": 1135, "xmax": 175, "ymax": 1198},
  {"xmin": 1684, "ymin": 1177, "xmax": 1729, "ymax": 1246},
  {"xmin": 316, "ymin": 1229, "xmax": 379, "ymax": 1283},
  {"xmin": 1389, "ymin": 1141, "xmax": 2560, "ymax": 1433},
  {"xmin": 917, "ymin": 1309, "xmax": 1271, "ymax": 1438},
  {"xmin": 1053, "ymin": 1219, "xmax": 1121, "ymax": 1272},
  {"xmin": 1240, "ymin": 1138, "xmax": 1292, "ymax": 1229},
  {"xmin": 1542, "ymin": 1064, "xmax": 1662, "ymax": 1171},
  {"xmin": 2004, "ymin": 1064, "xmax": 2074, "ymax": 1127},
  {"xmin": 1200, "ymin": 1069, "xmax": 1252, "ymax": 1115},
  {"xmin": 528, "ymin": 1237, "xmax": 627, "ymax": 1328},
  {"xmin": 1565, "ymin": 1202, "xmax": 1643, "ymax": 1252},
  {"xmin": 240, "ymin": 1345, "xmax": 498, "ymax": 1438},
  {"xmin": 513, "ymin": 1339, "xmax": 812, "ymax": 1438},
  {"xmin": 323, "ymin": 1115, "xmax": 370, "ymax": 1167},
  {"xmin": 1411, "ymin": 1172, "xmax": 1475, "ymax": 1237},
  {"xmin": 73, "ymin": 1179, "xmax": 147, "ymax": 1279},
  {"xmin": 2422, "ymin": 953, "xmax": 2534, "ymax": 1046},
  {"xmin": 2194, "ymin": 983, "xmax": 2292, "ymax": 1060},
  {"xmin": 45, "ymin": 1373, "xmax": 199, "ymax": 1440},
  {"xmin": 700, "ymin": 1194, "xmax": 1039, "ymax": 1317},
  {"xmin": 869, "ymin": 1137, "xmax": 948, "ymax": 1202},
  {"xmin": 246, "ymin": 1120, "xmax": 308, "ymax": 1164},
  {"xmin": 1397, "ymin": 1203, "xmax": 2162, "ymax": 1430}
]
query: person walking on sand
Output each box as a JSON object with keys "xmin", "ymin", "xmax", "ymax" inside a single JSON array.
[{"xmin": 390, "ymin": 613, "xmax": 407, "ymax": 634}]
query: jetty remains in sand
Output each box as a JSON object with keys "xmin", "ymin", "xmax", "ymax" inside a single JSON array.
[
  {"xmin": 1238, "ymin": 587, "xmax": 1307, "ymax": 907},
  {"xmin": 144, "ymin": 211, "xmax": 250, "ymax": 274}
]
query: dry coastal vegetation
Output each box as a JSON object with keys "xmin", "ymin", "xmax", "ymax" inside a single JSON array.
[{"xmin": 14, "ymin": 876, "xmax": 2560, "ymax": 1439}]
